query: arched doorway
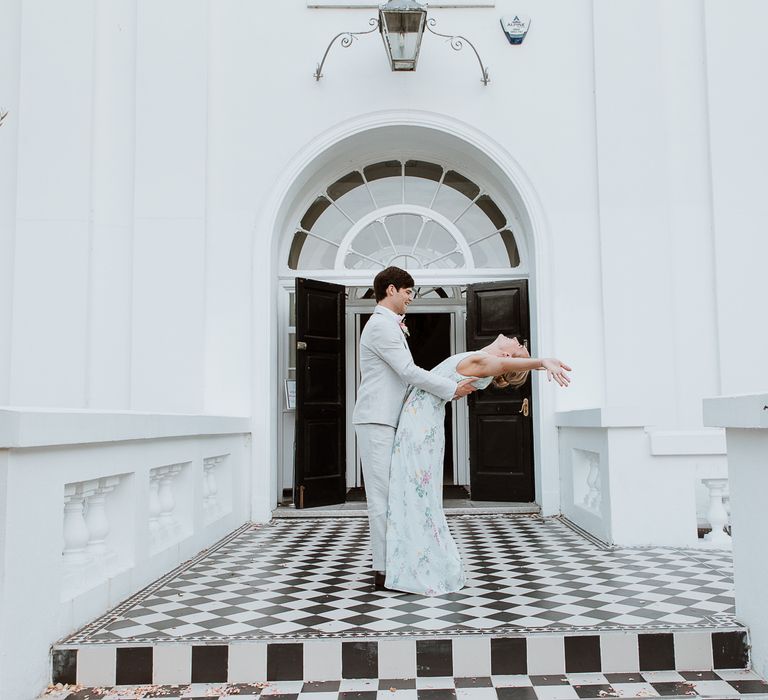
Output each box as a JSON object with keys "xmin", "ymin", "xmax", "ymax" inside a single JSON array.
[
  {"xmin": 276, "ymin": 149, "xmax": 537, "ymax": 507},
  {"xmin": 252, "ymin": 114, "xmax": 558, "ymax": 519}
]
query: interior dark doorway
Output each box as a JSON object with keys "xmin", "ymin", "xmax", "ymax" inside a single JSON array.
[{"xmin": 359, "ymin": 311, "xmax": 455, "ymax": 487}]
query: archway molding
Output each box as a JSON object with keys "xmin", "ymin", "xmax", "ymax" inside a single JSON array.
[{"xmin": 250, "ymin": 109, "xmax": 558, "ymax": 521}]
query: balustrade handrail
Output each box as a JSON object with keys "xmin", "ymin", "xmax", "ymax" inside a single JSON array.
[
  {"xmin": 0, "ymin": 407, "xmax": 250, "ymax": 448},
  {"xmin": 554, "ymin": 407, "xmax": 651, "ymax": 428},
  {"xmin": 704, "ymin": 392, "xmax": 768, "ymax": 430}
]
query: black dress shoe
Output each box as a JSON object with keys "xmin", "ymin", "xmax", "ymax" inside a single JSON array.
[{"xmin": 373, "ymin": 571, "xmax": 394, "ymax": 591}]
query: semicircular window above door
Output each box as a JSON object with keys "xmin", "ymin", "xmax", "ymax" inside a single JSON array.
[{"xmin": 287, "ymin": 160, "xmax": 523, "ymax": 272}]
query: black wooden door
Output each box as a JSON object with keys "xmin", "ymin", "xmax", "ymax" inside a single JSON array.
[
  {"xmin": 466, "ymin": 280, "xmax": 534, "ymax": 502},
  {"xmin": 294, "ymin": 278, "xmax": 346, "ymax": 508}
]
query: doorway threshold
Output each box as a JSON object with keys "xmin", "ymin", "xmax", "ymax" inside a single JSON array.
[{"xmin": 272, "ymin": 500, "xmax": 540, "ymax": 518}]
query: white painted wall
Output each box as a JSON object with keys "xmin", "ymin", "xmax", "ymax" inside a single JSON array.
[
  {"xmin": 87, "ymin": 0, "xmax": 137, "ymax": 409},
  {"xmin": 0, "ymin": 0, "xmax": 22, "ymax": 408},
  {"xmin": 704, "ymin": 2, "xmax": 768, "ymax": 397},
  {"xmin": 6, "ymin": 0, "xmax": 763, "ymax": 424}
]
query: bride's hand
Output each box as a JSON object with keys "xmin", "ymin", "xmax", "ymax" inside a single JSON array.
[
  {"xmin": 541, "ymin": 359, "xmax": 572, "ymax": 387},
  {"xmin": 452, "ymin": 378, "xmax": 478, "ymax": 400}
]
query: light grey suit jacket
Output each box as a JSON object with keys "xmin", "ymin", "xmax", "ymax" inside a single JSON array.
[{"xmin": 352, "ymin": 305, "xmax": 457, "ymax": 428}]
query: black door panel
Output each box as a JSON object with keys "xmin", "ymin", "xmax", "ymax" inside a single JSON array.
[
  {"xmin": 466, "ymin": 280, "xmax": 534, "ymax": 502},
  {"xmin": 294, "ymin": 278, "xmax": 346, "ymax": 508}
]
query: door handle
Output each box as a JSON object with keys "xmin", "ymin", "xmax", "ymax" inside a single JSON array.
[
  {"xmin": 297, "ymin": 341, "xmax": 307, "ymax": 350},
  {"xmin": 519, "ymin": 398, "xmax": 529, "ymax": 417}
]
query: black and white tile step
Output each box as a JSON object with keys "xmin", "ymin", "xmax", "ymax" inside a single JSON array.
[
  {"xmin": 62, "ymin": 516, "xmax": 737, "ymax": 643},
  {"xmin": 52, "ymin": 630, "xmax": 751, "ymax": 686},
  {"xmin": 44, "ymin": 669, "xmax": 768, "ymax": 700},
  {"xmin": 51, "ymin": 515, "xmax": 748, "ymax": 688}
]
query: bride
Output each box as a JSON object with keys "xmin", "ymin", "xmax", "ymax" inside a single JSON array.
[{"xmin": 384, "ymin": 334, "xmax": 571, "ymax": 596}]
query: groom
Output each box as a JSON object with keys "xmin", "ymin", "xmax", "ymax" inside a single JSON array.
[{"xmin": 353, "ymin": 266, "xmax": 477, "ymax": 591}]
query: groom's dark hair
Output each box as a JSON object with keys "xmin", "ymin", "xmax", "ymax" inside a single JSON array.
[{"xmin": 373, "ymin": 266, "xmax": 415, "ymax": 302}]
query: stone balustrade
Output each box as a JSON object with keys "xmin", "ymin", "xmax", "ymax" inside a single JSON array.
[
  {"xmin": 556, "ymin": 408, "xmax": 729, "ymax": 547},
  {"xmin": 62, "ymin": 475, "xmax": 126, "ymax": 600},
  {"xmin": 0, "ymin": 408, "xmax": 251, "ymax": 700},
  {"xmin": 704, "ymin": 392, "xmax": 768, "ymax": 680}
]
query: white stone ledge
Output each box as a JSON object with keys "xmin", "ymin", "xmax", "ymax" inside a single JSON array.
[
  {"xmin": 703, "ymin": 393, "xmax": 768, "ymax": 429},
  {"xmin": 554, "ymin": 407, "xmax": 650, "ymax": 428},
  {"xmin": 308, "ymin": 1, "xmax": 494, "ymax": 7},
  {"xmin": 646, "ymin": 428, "xmax": 727, "ymax": 456},
  {"xmin": 0, "ymin": 407, "xmax": 251, "ymax": 448}
]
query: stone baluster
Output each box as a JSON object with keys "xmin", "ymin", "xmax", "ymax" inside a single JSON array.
[
  {"xmin": 701, "ymin": 477, "xmax": 732, "ymax": 548},
  {"xmin": 582, "ymin": 453, "xmax": 602, "ymax": 512},
  {"xmin": 156, "ymin": 464, "xmax": 184, "ymax": 539},
  {"xmin": 63, "ymin": 484, "xmax": 92, "ymax": 568},
  {"xmin": 83, "ymin": 479, "xmax": 107, "ymax": 557},
  {"xmin": 208, "ymin": 461, "xmax": 220, "ymax": 518},
  {"xmin": 150, "ymin": 463, "xmax": 187, "ymax": 551},
  {"xmin": 148, "ymin": 469, "xmax": 164, "ymax": 549},
  {"xmin": 157, "ymin": 466, "xmax": 176, "ymax": 532},
  {"xmin": 202, "ymin": 460, "xmax": 212, "ymax": 521},
  {"xmin": 167, "ymin": 464, "xmax": 184, "ymax": 537},
  {"xmin": 85, "ymin": 476, "xmax": 121, "ymax": 574},
  {"xmin": 62, "ymin": 482, "xmax": 98, "ymax": 598},
  {"xmin": 203, "ymin": 456, "xmax": 222, "ymax": 522}
]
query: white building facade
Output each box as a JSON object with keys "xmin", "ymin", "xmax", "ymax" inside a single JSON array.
[{"xmin": 1, "ymin": 0, "xmax": 767, "ymax": 696}]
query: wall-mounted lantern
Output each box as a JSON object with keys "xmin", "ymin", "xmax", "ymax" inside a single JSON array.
[
  {"xmin": 314, "ymin": 0, "xmax": 489, "ymax": 85},
  {"xmin": 378, "ymin": 0, "xmax": 428, "ymax": 72}
]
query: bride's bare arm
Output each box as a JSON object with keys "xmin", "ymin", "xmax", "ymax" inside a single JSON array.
[
  {"xmin": 457, "ymin": 354, "xmax": 543, "ymax": 377},
  {"xmin": 457, "ymin": 354, "xmax": 572, "ymax": 387}
]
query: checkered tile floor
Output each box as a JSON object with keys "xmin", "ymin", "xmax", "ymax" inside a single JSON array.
[
  {"xmin": 63, "ymin": 515, "xmax": 735, "ymax": 644},
  {"xmin": 45, "ymin": 669, "xmax": 768, "ymax": 699}
]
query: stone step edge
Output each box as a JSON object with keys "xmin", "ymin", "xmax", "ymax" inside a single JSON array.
[
  {"xmin": 52, "ymin": 623, "xmax": 748, "ymax": 648},
  {"xmin": 272, "ymin": 506, "xmax": 542, "ymax": 518},
  {"xmin": 52, "ymin": 628, "xmax": 750, "ymax": 687}
]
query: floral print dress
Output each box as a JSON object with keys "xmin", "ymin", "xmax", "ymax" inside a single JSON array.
[{"xmin": 385, "ymin": 351, "xmax": 493, "ymax": 595}]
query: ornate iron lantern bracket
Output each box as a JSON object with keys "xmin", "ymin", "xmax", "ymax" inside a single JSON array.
[
  {"xmin": 314, "ymin": 18, "xmax": 380, "ymax": 82},
  {"xmin": 426, "ymin": 18, "xmax": 490, "ymax": 85},
  {"xmin": 312, "ymin": 7, "xmax": 490, "ymax": 86}
]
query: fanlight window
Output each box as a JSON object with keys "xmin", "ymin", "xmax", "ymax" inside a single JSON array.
[
  {"xmin": 288, "ymin": 160, "xmax": 521, "ymax": 271},
  {"xmin": 349, "ymin": 285, "xmax": 460, "ymax": 300}
]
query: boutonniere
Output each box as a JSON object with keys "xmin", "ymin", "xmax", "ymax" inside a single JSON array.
[{"xmin": 399, "ymin": 320, "xmax": 410, "ymax": 337}]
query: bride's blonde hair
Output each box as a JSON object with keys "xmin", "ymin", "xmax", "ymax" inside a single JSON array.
[
  {"xmin": 492, "ymin": 340, "xmax": 531, "ymax": 388},
  {"xmin": 493, "ymin": 369, "xmax": 530, "ymax": 389}
]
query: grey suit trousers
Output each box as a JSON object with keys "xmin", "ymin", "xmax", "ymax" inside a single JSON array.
[{"xmin": 355, "ymin": 423, "xmax": 396, "ymax": 572}]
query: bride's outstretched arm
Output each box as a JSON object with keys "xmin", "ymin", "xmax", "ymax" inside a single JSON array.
[{"xmin": 457, "ymin": 354, "xmax": 572, "ymax": 387}]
